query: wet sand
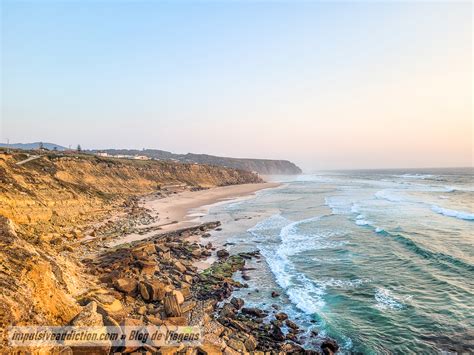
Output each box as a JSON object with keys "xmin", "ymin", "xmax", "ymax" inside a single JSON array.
[{"xmin": 108, "ymin": 182, "xmax": 280, "ymax": 247}]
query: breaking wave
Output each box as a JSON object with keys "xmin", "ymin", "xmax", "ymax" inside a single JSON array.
[{"xmin": 431, "ymin": 205, "xmax": 474, "ymax": 221}]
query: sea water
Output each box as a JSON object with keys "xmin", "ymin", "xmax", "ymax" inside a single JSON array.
[{"xmin": 198, "ymin": 168, "xmax": 474, "ymax": 354}]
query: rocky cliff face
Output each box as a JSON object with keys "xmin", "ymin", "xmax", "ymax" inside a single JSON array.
[
  {"xmin": 91, "ymin": 149, "xmax": 303, "ymax": 175},
  {"xmin": 182, "ymin": 153, "xmax": 302, "ymax": 175},
  {"xmin": 0, "ymin": 151, "xmax": 262, "ymax": 342},
  {"xmin": 0, "ymin": 152, "xmax": 262, "ymax": 234}
]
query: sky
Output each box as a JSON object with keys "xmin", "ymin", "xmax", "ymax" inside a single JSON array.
[{"xmin": 1, "ymin": 1, "xmax": 472, "ymax": 171}]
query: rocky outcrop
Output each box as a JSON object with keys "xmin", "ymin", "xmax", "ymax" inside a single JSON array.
[
  {"xmin": 0, "ymin": 216, "xmax": 83, "ymax": 345},
  {"xmin": 85, "ymin": 222, "xmax": 335, "ymax": 354}
]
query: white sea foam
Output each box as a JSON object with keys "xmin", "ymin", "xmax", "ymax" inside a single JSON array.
[
  {"xmin": 395, "ymin": 173, "xmax": 435, "ymax": 180},
  {"xmin": 320, "ymin": 278, "xmax": 370, "ymax": 288},
  {"xmin": 355, "ymin": 219, "xmax": 371, "ymax": 226},
  {"xmin": 431, "ymin": 205, "xmax": 474, "ymax": 221},
  {"xmin": 252, "ymin": 214, "xmax": 336, "ymax": 313},
  {"xmin": 375, "ymin": 189, "xmax": 406, "ymax": 203},
  {"xmin": 374, "ymin": 288, "xmax": 409, "ymax": 311}
]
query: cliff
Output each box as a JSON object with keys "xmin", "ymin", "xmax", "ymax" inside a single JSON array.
[
  {"xmin": 91, "ymin": 149, "xmax": 303, "ymax": 175},
  {"xmin": 0, "ymin": 151, "xmax": 262, "ymax": 234},
  {"xmin": 0, "ymin": 150, "xmax": 262, "ymax": 344}
]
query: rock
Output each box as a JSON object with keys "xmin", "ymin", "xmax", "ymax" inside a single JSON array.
[
  {"xmin": 223, "ymin": 346, "xmax": 240, "ymax": 355},
  {"xmin": 241, "ymin": 307, "xmax": 265, "ymax": 318},
  {"xmin": 181, "ymin": 300, "xmax": 197, "ymax": 314},
  {"xmin": 271, "ymin": 291, "xmax": 280, "ymax": 298},
  {"xmin": 220, "ymin": 303, "xmax": 236, "ymax": 319},
  {"xmin": 139, "ymin": 282, "xmax": 151, "ymax": 301},
  {"xmin": 162, "ymin": 316, "xmax": 187, "ymax": 326},
  {"xmin": 191, "ymin": 249, "xmax": 202, "ymax": 258},
  {"xmin": 172, "ymin": 290, "xmax": 185, "ymax": 305},
  {"xmin": 69, "ymin": 302, "xmax": 103, "ymax": 326},
  {"xmin": 155, "ymin": 244, "xmax": 170, "ymax": 253},
  {"xmin": 67, "ymin": 302, "xmax": 110, "ymax": 353},
  {"xmin": 148, "ymin": 316, "xmax": 163, "ymax": 325},
  {"xmin": 230, "ymin": 297, "xmax": 244, "ymax": 310},
  {"xmin": 201, "ymin": 233, "xmax": 211, "ymax": 238},
  {"xmin": 205, "ymin": 242, "xmax": 213, "ymax": 249},
  {"xmin": 275, "ymin": 312, "xmax": 288, "ymax": 321},
  {"xmin": 164, "ymin": 291, "xmax": 182, "ymax": 317},
  {"xmin": 137, "ymin": 305, "xmax": 146, "ymax": 315},
  {"xmin": 227, "ymin": 338, "xmax": 246, "ymax": 352},
  {"xmin": 197, "ymin": 344, "xmax": 222, "ymax": 354},
  {"xmin": 271, "ymin": 324, "xmax": 285, "ymax": 341},
  {"xmin": 174, "ymin": 261, "xmax": 187, "ymax": 273},
  {"xmin": 321, "ymin": 338, "xmax": 339, "ymax": 355},
  {"xmin": 216, "ymin": 249, "xmax": 230, "ymax": 259},
  {"xmin": 137, "ymin": 259, "xmax": 157, "ymax": 276},
  {"xmin": 139, "ymin": 280, "xmax": 171, "ymax": 302},
  {"xmin": 244, "ymin": 335, "xmax": 257, "ymax": 351},
  {"xmin": 242, "ymin": 273, "xmax": 251, "ymax": 281},
  {"xmin": 113, "ymin": 278, "xmax": 138, "ymax": 294},
  {"xmin": 286, "ymin": 319, "xmax": 299, "ymax": 330}
]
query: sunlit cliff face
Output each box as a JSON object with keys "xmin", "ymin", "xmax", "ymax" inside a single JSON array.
[{"xmin": 2, "ymin": 1, "xmax": 472, "ymax": 170}]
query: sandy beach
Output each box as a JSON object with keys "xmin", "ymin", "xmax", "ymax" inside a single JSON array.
[{"xmin": 108, "ymin": 182, "xmax": 280, "ymax": 246}]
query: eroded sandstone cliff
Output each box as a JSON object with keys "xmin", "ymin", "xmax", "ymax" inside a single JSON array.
[{"xmin": 0, "ymin": 151, "xmax": 262, "ymax": 348}]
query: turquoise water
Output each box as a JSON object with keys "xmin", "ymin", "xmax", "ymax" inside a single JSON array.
[{"xmin": 201, "ymin": 168, "xmax": 474, "ymax": 353}]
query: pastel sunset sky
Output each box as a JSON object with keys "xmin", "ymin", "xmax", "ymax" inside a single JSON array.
[{"xmin": 1, "ymin": 1, "xmax": 472, "ymax": 170}]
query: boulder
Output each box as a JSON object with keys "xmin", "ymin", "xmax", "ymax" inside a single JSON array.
[
  {"xmin": 230, "ymin": 297, "xmax": 244, "ymax": 310},
  {"xmin": 241, "ymin": 307, "xmax": 265, "ymax": 318},
  {"xmin": 321, "ymin": 338, "xmax": 339, "ymax": 355},
  {"xmin": 227, "ymin": 338, "xmax": 246, "ymax": 352},
  {"xmin": 220, "ymin": 303, "xmax": 236, "ymax": 319},
  {"xmin": 271, "ymin": 324, "xmax": 285, "ymax": 341},
  {"xmin": 172, "ymin": 290, "xmax": 185, "ymax": 305},
  {"xmin": 286, "ymin": 319, "xmax": 299, "ymax": 330},
  {"xmin": 164, "ymin": 291, "xmax": 182, "ymax": 317},
  {"xmin": 275, "ymin": 312, "xmax": 288, "ymax": 321},
  {"xmin": 216, "ymin": 249, "xmax": 230, "ymax": 258},
  {"xmin": 244, "ymin": 335, "xmax": 257, "ymax": 351},
  {"xmin": 69, "ymin": 301, "xmax": 103, "ymax": 326},
  {"xmin": 113, "ymin": 278, "xmax": 137, "ymax": 294},
  {"xmin": 137, "ymin": 259, "xmax": 157, "ymax": 276},
  {"xmin": 174, "ymin": 261, "xmax": 187, "ymax": 273}
]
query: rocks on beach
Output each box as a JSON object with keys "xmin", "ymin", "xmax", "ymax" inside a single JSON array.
[{"xmin": 74, "ymin": 221, "xmax": 338, "ymax": 354}]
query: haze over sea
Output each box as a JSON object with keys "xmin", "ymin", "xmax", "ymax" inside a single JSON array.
[{"xmin": 199, "ymin": 168, "xmax": 474, "ymax": 353}]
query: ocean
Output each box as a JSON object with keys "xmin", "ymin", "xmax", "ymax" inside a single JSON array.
[{"xmin": 198, "ymin": 168, "xmax": 473, "ymax": 354}]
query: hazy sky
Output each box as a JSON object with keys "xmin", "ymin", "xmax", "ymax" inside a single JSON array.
[{"xmin": 1, "ymin": 1, "xmax": 472, "ymax": 171}]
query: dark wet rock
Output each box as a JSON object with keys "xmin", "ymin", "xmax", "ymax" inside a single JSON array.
[
  {"xmin": 216, "ymin": 249, "xmax": 230, "ymax": 258},
  {"xmin": 286, "ymin": 319, "xmax": 299, "ymax": 330},
  {"xmin": 321, "ymin": 338, "xmax": 339, "ymax": 355},
  {"xmin": 271, "ymin": 291, "xmax": 280, "ymax": 298},
  {"xmin": 242, "ymin": 273, "xmax": 251, "ymax": 281},
  {"xmin": 230, "ymin": 297, "xmax": 244, "ymax": 310},
  {"xmin": 271, "ymin": 323, "xmax": 285, "ymax": 341},
  {"xmin": 275, "ymin": 312, "xmax": 288, "ymax": 321},
  {"xmin": 220, "ymin": 303, "xmax": 237, "ymax": 319},
  {"xmin": 241, "ymin": 307, "xmax": 266, "ymax": 318}
]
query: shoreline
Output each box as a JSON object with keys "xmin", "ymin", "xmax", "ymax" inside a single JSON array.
[
  {"xmin": 82, "ymin": 181, "xmax": 339, "ymax": 354},
  {"xmin": 108, "ymin": 182, "xmax": 280, "ymax": 247}
]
